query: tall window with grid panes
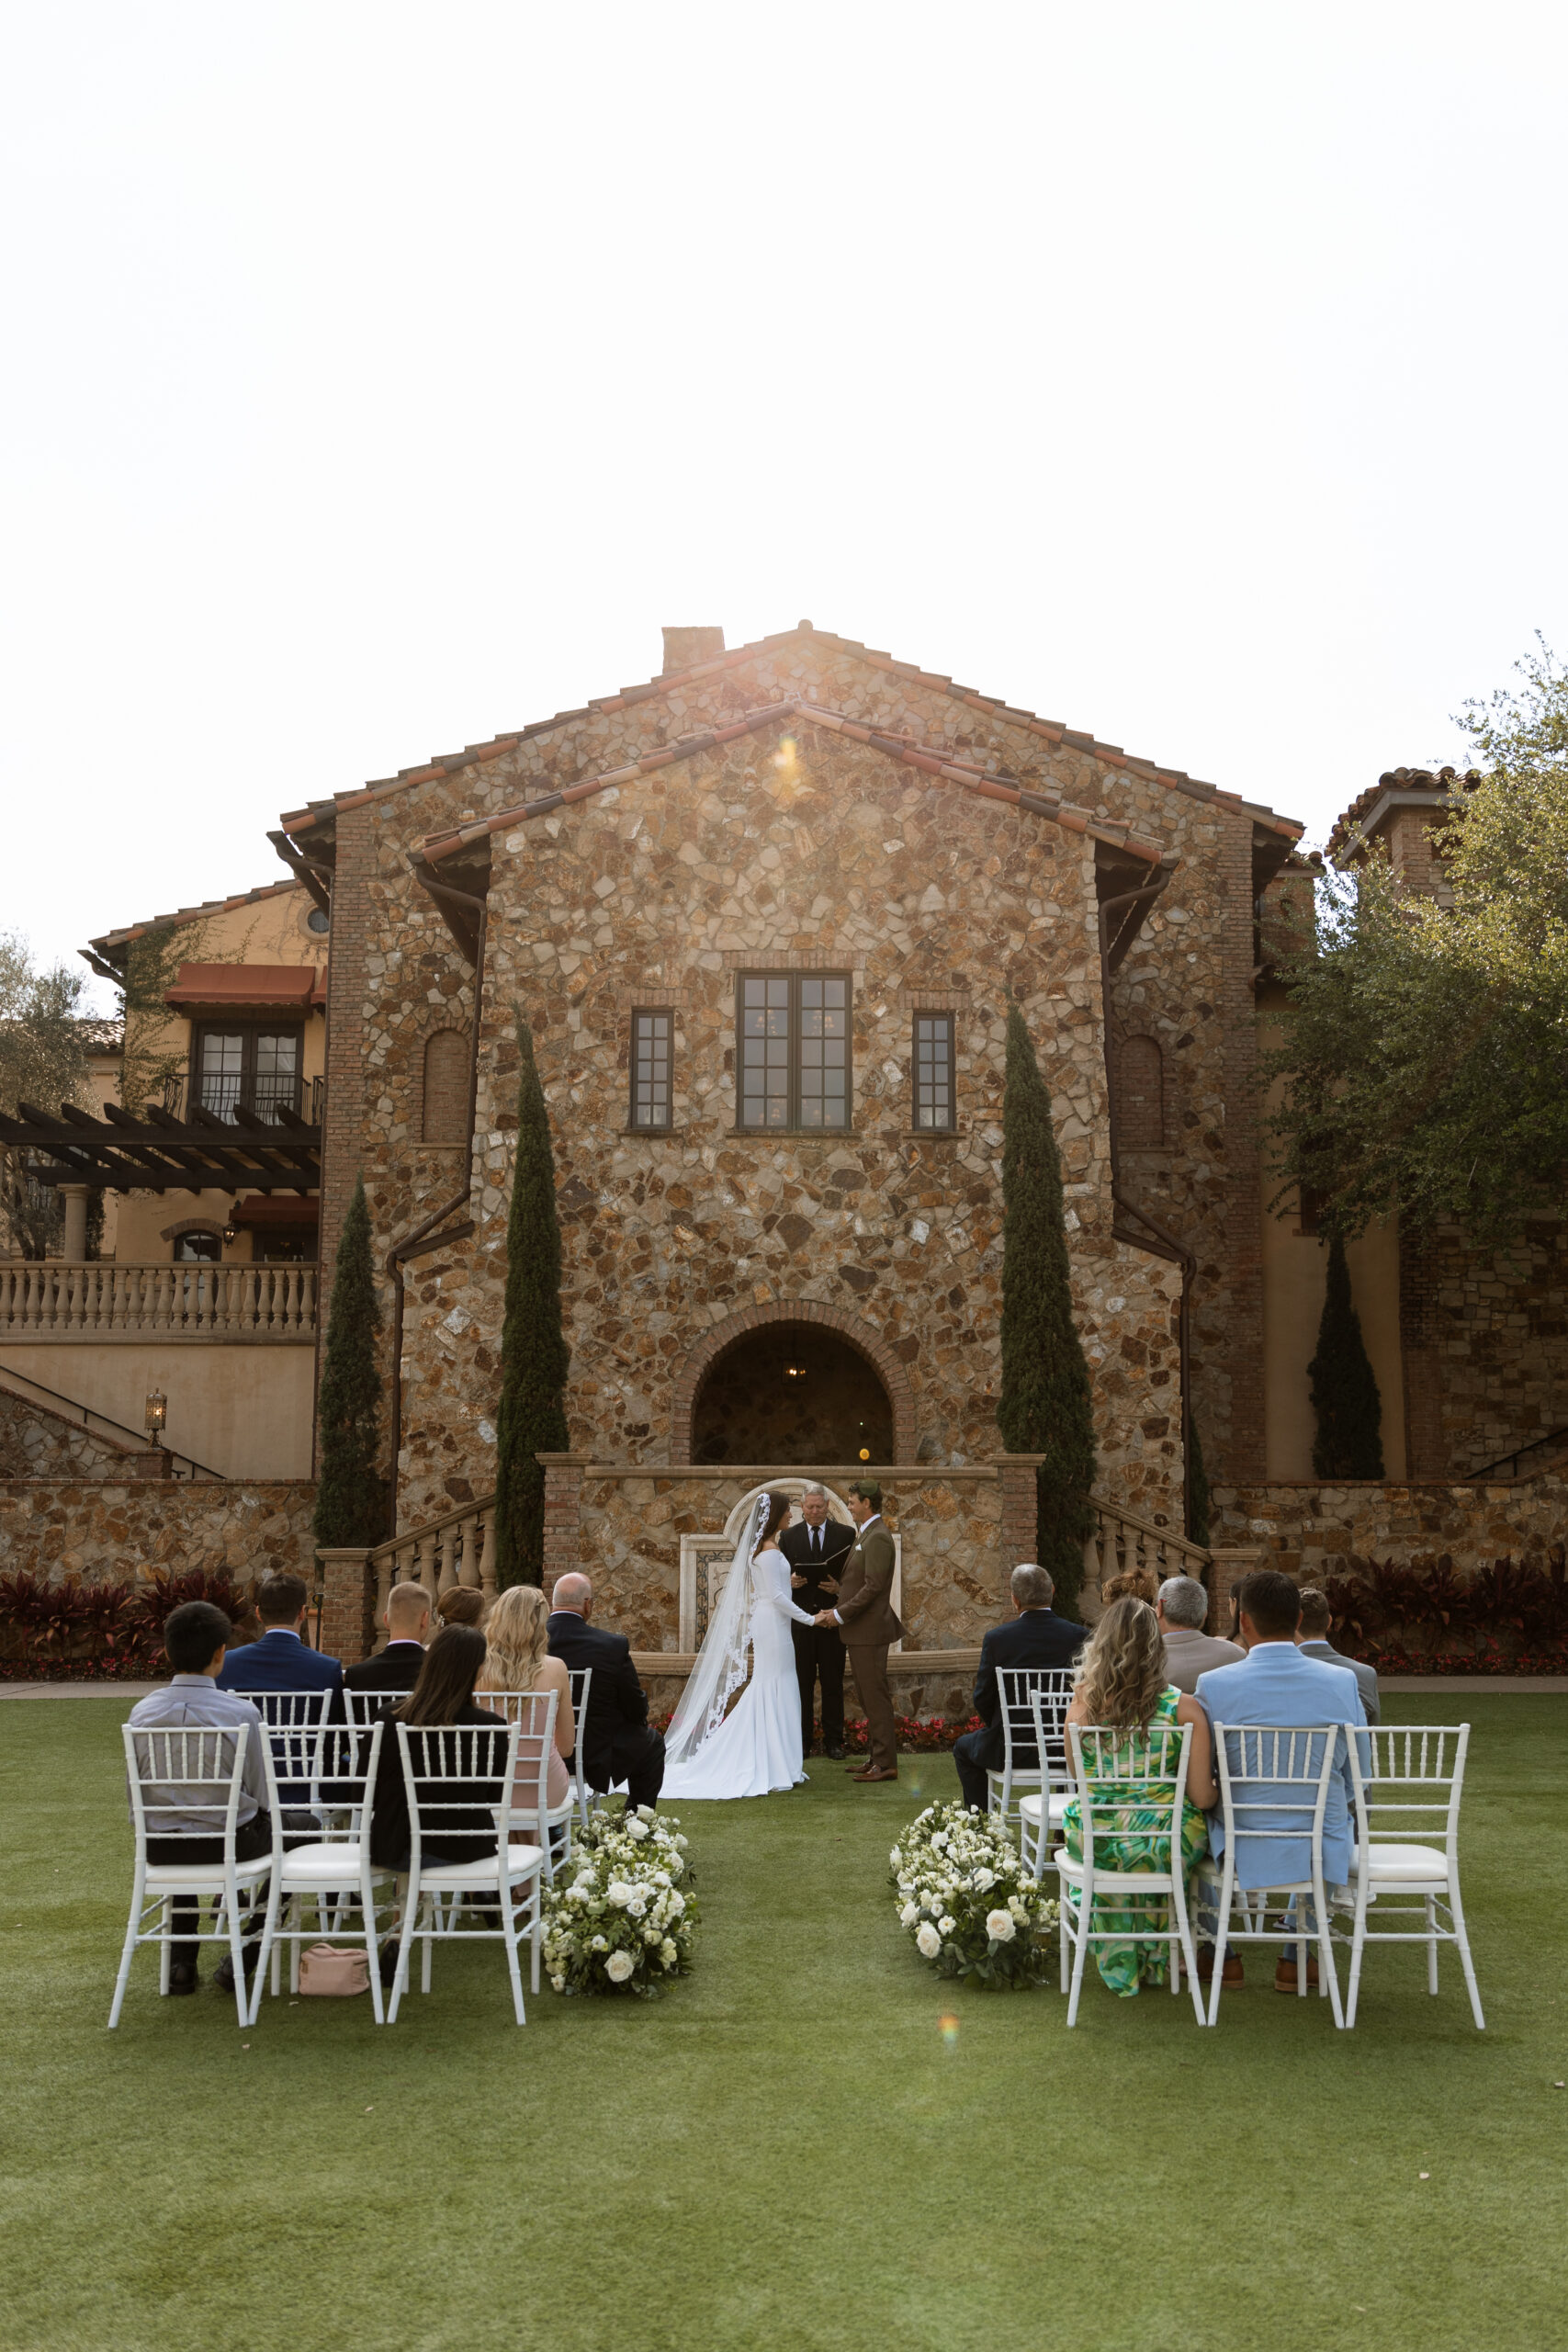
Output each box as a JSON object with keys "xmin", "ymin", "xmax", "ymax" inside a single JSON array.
[{"xmin": 738, "ymin": 974, "xmax": 851, "ymax": 1131}]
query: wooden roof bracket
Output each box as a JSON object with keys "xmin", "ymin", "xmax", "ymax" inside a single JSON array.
[{"xmin": 268, "ymin": 829, "xmax": 334, "ymax": 916}]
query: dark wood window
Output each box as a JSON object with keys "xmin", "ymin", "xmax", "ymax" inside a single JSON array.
[
  {"xmin": 738, "ymin": 973, "xmax": 851, "ymax": 1131},
  {"xmin": 912, "ymin": 1012, "xmax": 956, "ymax": 1131},
  {"xmin": 630, "ymin": 1009, "xmax": 674, "ymax": 1131},
  {"xmin": 192, "ymin": 1024, "xmax": 303, "ymax": 1124}
]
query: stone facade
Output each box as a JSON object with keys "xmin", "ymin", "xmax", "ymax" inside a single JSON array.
[
  {"xmin": 282, "ymin": 627, "xmax": 1294, "ymax": 1552},
  {"xmin": 1215, "ymin": 1474, "xmax": 1568, "ymax": 1577},
  {"xmin": 0, "ymin": 1479, "xmax": 317, "ymax": 1587},
  {"xmin": 0, "ymin": 1387, "xmax": 139, "ymax": 1483},
  {"xmin": 1400, "ymin": 1217, "xmax": 1568, "ymax": 1478}
]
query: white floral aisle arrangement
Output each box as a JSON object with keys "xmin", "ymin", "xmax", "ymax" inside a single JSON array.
[
  {"xmin": 890, "ymin": 1801, "xmax": 1058, "ymax": 1989},
  {"xmin": 542, "ymin": 1806, "xmax": 699, "ymax": 1999}
]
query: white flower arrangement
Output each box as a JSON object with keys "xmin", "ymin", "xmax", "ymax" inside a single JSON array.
[
  {"xmin": 890, "ymin": 1801, "xmax": 1058, "ymax": 1988},
  {"xmin": 542, "ymin": 1806, "xmax": 699, "ymax": 1999}
]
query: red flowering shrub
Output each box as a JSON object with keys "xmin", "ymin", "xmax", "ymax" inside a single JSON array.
[
  {"xmin": 0, "ymin": 1566, "xmax": 260, "ymax": 1679},
  {"xmin": 1323, "ymin": 1550, "xmax": 1568, "ymax": 1673}
]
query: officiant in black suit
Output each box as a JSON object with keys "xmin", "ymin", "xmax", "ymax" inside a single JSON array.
[{"xmin": 778, "ymin": 1484, "xmax": 853, "ymax": 1758}]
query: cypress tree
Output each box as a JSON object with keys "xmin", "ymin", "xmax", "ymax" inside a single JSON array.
[
  {"xmin": 313, "ymin": 1177, "xmax": 387, "ymax": 1547},
  {"xmin": 1308, "ymin": 1231, "xmax": 1384, "ymax": 1478},
  {"xmin": 1185, "ymin": 1408, "xmax": 1212, "ymax": 1549},
  {"xmin": 996, "ymin": 1005, "xmax": 1098, "ymax": 1613},
  {"xmin": 492, "ymin": 1015, "xmax": 570, "ymax": 1588}
]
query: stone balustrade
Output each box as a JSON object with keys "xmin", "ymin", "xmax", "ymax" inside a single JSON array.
[
  {"xmin": 367, "ymin": 1498, "xmax": 495, "ymax": 1642},
  {"xmin": 0, "ymin": 1261, "xmax": 316, "ymax": 1340},
  {"xmin": 1081, "ymin": 1496, "xmax": 1211, "ymax": 1618}
]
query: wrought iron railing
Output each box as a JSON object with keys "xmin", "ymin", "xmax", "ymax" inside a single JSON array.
[{"xmin": 160, "ymin": 1073, "xmax": 323, "ymax": 1125}]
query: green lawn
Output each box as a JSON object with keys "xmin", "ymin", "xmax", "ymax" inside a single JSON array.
[{"xmin": 2, "ymin": 1693, "xmax": 1562, "ymax": 2352}]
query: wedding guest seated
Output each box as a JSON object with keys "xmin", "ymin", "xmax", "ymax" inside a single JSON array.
[
  {"xmin": 1100, "ymin": 1563, "xmax": 1159, "ymax": 1607},
  {"xmin": 127, "ymin": 1600, "xmax": 273, "ymax": 1997},
  {"xmin": 477, "ymin": 1583, "xmax": 575, "ymax": 1813},
  {"xmin": 547, "ymin": 1573, "xmax": 665, "ymax": 1812},
  {"xmin": 344, "ymin": 1582, "xmax": 432, "ymax": 1696},
  {"xmin": 953, "ymin": 1564, "xmax": 1086, "ymax": 1814},
  {"xmin": 367, "ymin": 1625, "xmax": 509, "ymax": 1872},
  {"xmin": 1156, "ymin": 1575, "xmax": 1244, "ymax": 1693},
  {"xmin": 217, "ymin": 1575, "xmax": 343, "ymax": 1698},
  {"xmin": 1296, "ymin": 1587, "xmax": 1381, "ymax": 1724},
  {"xmin": 1061, "ymin": 1597, "xmax": 1215, "ymax": 1997},
  {"xmin": 1195, "ymin": 1570, "xmax": 1368, "ymax": 1991},
  {"xmin": 434, "ymin": 1587, "xmax": 487, "ymax": 1629},
  {"xmin": 226, "ymin": 1596, "xmax": 265, "ymax": 1649}
]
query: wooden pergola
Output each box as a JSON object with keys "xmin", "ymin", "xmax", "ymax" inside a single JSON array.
[{"xmin": 0, "ymin": 1099, "xmax": 321, "ymax": 1196}]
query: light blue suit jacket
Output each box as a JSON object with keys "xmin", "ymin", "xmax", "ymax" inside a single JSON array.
[{"xmin": 1196, "ymin": 1644, "xmax": 1368, "ymax": 1889}]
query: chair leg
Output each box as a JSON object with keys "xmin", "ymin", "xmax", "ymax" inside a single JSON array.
[
  {"xmin": 158, "ymin": 1901, "xmax": 172, "ymax": 1998},
  {"xmin": 498, "ymin": 1868, "xmax": 526, "ymax": 2026},
  {"xmin": 364, "ymin": 1877, "xmax": 385, "ymax": 2027},
  {"xmin": 108, "ymin": 1879, "xmax": 145, "ymax": 2030},
  {"xmin": 1172, "ymin": 1880, "xmax": 1205, "ymax": 2025},
  {"xmin": 1312, "ymin": 1881, "xmax": 1344, "ymax": 2030},
  {"xmin": 1206, "ymin": 1866, "xmax": 1236, "ymax": 2027},
  {"xmin": 1448, "ymin": 1878, "xmax": 1485, "ymax": 2030},
  {"xmin": 1065, "ymin": 1883, "xmax": 1092, "ymax": 2028},
  {"xmin": 223, "ymin": 1883, "xmax": 250, "ymax": 2029},
  {"xmin": 1426, "ymin": 1894, "xmax": 1439, "ymax": 1995},
  {"xmin": 1057, "ymin": 1882, "xmax": 1070, "ymax": 1994},
  {"xmin": 388, "ymin": 1884, "xmax": 422, "ymax": 2024},
  {"xmin": 1345, "ymin": 1886, "xmax": 1371, "ymax": 2029}
]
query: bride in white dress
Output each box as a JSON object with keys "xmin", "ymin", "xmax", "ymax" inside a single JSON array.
[{"xmin": 662, "ymin": 1490, "xmax": 818, "ymax": 1801}]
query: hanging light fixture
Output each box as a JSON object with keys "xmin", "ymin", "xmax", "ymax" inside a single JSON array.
[
  {"xmin": 144, "ymin": 1389, "xmax": 167, "ymax": 1444},
  {"xmin": 222, "ymin": 1199, "xmax": 241, "ymax": 1246}
]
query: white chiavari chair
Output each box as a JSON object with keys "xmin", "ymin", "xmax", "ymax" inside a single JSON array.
[
  {"xmin": 1342, "ymin": 1723, "xmax": 1483, "ymax": 2029},
  {"xmin": 1053, "ymin": 1720, "xmax": 1206, "ymax": 2027},
  {"xmin": 111, "ymin": 1724, "xmax": 273, "ymax": 2030}
]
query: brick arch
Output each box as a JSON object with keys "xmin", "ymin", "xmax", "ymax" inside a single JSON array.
[{"xmin": 671, "ymin": 1301, "xmax": 917, "ymax": 1464}]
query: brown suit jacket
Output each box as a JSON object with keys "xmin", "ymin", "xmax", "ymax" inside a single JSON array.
[{"xmin": 834, "ymin": 1519, "xmax": 903, "ymax": 1649}]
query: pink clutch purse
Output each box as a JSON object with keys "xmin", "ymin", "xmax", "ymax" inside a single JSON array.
[{"xmin": 298, "ymin": 1942, "xmax": 371, "ymax": 1996}]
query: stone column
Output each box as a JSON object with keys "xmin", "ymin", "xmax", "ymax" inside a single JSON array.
[
  {"xmin": 317, "ymin": 1544, "xmax": 372, "ymax": 1663},
  {"xmin": 538, "ymin": 1453, "xmax": 589, "ymax": 1586},
  {"xmin": 1208, "ymin": 1544, "xmax": 1264, "ymax": 1627},
  {"xmin": 127, "ymin": 1447, "xmax": 175, "ymax": 1480},
  {"xmin": 59, "ymin": 1184, "xmax": 89, "ymax": 1261},
  {"xmin": 997, "ymin": 1453, "xmax": 1046, "ymax": 1566}
]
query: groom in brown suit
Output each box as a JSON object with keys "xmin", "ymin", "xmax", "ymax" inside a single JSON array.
[{"xmin": 816, "ymin": 1480, "xmax": 903, "ymax": 1782}]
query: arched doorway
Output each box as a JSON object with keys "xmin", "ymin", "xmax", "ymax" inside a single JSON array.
[{"xmin": 690, "ymin": 1319, "xmax": 895, "ymax": 1464}]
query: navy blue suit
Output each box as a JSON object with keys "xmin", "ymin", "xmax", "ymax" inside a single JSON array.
[
  {"xmin": 218, "ymin": 1626, "xmax": 343, "ymax": 1697},
  {"xmin": 953, "ymin": 1609, "xmax": 1087, "ymax": 1813}
]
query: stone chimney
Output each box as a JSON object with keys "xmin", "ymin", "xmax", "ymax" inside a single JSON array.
[{"xmin": 661, "ymin": 626, "xmax": 725, "ymax": 675}]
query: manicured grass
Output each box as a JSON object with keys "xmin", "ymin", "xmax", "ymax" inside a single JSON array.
[{"xmin": 1, "ymin": 1694, "xmax": 1562, "ymax": 2352}]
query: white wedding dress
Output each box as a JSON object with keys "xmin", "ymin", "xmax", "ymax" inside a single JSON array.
[{"xmin": 661, "ymin": 1539, "xmax": 816, "ymax": 1801}]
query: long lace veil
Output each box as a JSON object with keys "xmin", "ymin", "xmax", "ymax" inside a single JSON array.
[{"xmin": 663, "ymin": 1491, "xmax": 770, "ymax": 1772}]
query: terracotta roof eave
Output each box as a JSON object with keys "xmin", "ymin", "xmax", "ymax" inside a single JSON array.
[
  {"xmin": 278, "ymin": 621, "xmax": 1305, "ymax": 843},
  {"xmin": 417, "ymin": 699, "xmax": 1175, "ymax": 872},
  {"xmin": 86, "ymin": 878, "xmax": 300, "ymax": 956}
]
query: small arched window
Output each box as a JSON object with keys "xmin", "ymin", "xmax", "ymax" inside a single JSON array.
[
  {"xmin": 422, "ymin": 1029, "xmax": 470, "ymax": 1145},
  {"xmin": 1117, "ymin": 1035, "xmax": 1165, "ymax": 1149}
]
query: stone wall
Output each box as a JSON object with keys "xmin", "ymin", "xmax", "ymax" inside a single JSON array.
[
  {"xmin": 1214, "ymin": 1475, "xmax": 1568, "ymax": 1577},
  {"xmin": 0, "ymin": 1478, "xmax": 318, "ymax": 1586},
  {"xmin": 1400, "ymin": 1216, "xmax": 1568, "ymax": 1478},
  {"xmin": 0, "ymin": 1386, "xmax": 136, "ymax": 1482},
  {"xmin": 574, "ymin": 1464, "xmax": 1010, "ymax": 1653},
  {"xmin": 319, "ymin": 632, "xmax": 1226, "ymax": 1538}
]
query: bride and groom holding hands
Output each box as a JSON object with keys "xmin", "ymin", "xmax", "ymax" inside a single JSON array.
[{"xmin": 662, "ymin": 1481, "xmax": 904, "ymax": 1801}]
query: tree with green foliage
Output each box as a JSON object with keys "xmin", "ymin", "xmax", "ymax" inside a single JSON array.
[
  {"xmin": 1307, "ymin": 1231, "xmax": 1384, "ymax": 1479},
  {"xmin": 996, "ymin": 1005, "xmax": 1098, "ymax": 1613},
  {"xmin": 0, "ymin": 933, "xmax": 92, "ymax": 1258},
  {"xmin": 1185, "ymin": 1410, "xmax": 1211, "ymax": 1549},
  {"xmin": 492, "ymin": 1016, "xmax": 570, "ymax": 1589},
  {"xmin": 1266, "ymin": 638, "xmax": 1568, "ymax": 1244},
  {"xmin": 313, "ymin": 1177, "xmax": 387, "ymax": 1547}
]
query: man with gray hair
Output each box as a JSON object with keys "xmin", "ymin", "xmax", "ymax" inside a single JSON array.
[
  {"xmin": 1156, "ymin": 1575, "xmax": 1243, "ymax": 1695},
  {"xmin": 953, "ymin": 1563, "xmax": 1086, "ymax": 1814},
  {"xmin": 779, "ymin": 1483, "xmax": 854, "ymax": 1758},
  {"xmin": 547, "ymin": 1572, "xmax": 665, "ymax": 1810}
]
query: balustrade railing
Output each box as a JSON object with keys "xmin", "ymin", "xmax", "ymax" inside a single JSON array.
[
  {"xmin": 160, "ymin": 1074, "xmax": 324, "ymax": 1125},
  {"xmin": 367, "ymin": 1499, "xmax": 495, "ymax": 1644},
  {"xmin": 0, "ymin": 1261, "xmax": 317, "ymax": 1339},
  {"xmin": 1081, "ymin": 1496, "xmax": 1210, "ymax": 1617}
]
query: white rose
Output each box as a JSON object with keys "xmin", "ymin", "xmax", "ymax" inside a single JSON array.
[
  {"xmin": 550, "ymin": 1973, "xmax": 566, "ymax": 1991},
  {"xmin": 667, "ymin": 1890, "xmax": 685, "ymax": 1916},
  {"xmin": 660, "ymin": 1938, "xmax": 677, "ymax": 1966},
  {"xmin": 652, "ymin": 1870, "xmax": 671, "ymax": 1888},
  {"xmin": 987, "ymin": 1909, "xmax": 1017, "ymax": 1943},
  {"xmin": 626, "ymin": 1819, "xmax": 649, "ymax": 1841},
  {"xmin": 590, "ymin": 1934, "xmax": 606, "ymax": 1951},
  {"xmin": 626, "ymin": 1894, "xmax": 649, "ymax": 1918},
  {"xmin": 675, "ymin": 1835, "xmax": 689, "ymax": 1849},
  {"xmin": 889, "ymin": 1846, "xmax": 903, "ymax": 1868},
  {"xmin": 606, "ymin": 1881, "xmax": 633, "ymax": 1907},
  {"xmin": 604, "ymin": 1951, "xmax": 635, "ymax": 1983},
  {"xmin": 973, "ymin": 1867, "xmax": 996, "ymax": 1893},
  {"xmin": 644, "ymin": 1926, "xmax": 660, "ymax": 1945},
  {"xmin": 1009, "ymin": 1895, "xmax": 1028, "ymax": 1921},
  {"xmin": 939, "ymin": 1916, "xmax": 955, "ymax": 1935},
  {"xmin": 899, "ymin": 1902, "xmax": 919, "ymax": 1928},
  {"xmin": 637, "ymin": 1804, "xmax": 657, "ymax": 1821},
  {"xmin": 916, "ymin": 1922, "xmax": 942, "ymax": 1959}
]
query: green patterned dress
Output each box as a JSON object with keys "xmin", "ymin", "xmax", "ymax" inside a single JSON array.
[{"xmin": 1060, "ymin": 1685, "xmax": 1210, "ymax": 1996}]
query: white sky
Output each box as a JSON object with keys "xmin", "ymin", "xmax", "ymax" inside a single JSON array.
[{"xmin": 5, "ymin": 3, "xmax": 1564, "ymax": 1012}]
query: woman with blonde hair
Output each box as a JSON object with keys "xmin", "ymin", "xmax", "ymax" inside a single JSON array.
[
  {"xmin": 1060, "ymin": 1596, "xmax": 1215, "ymax": 1996},
  {"xmin": 476, "ymin": 1583, "xmax": 575, "ymax": 1811}
]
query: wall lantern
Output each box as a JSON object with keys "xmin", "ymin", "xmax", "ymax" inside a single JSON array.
[
  {"xmin": 144, "ymin": 1389, "xmax": 167, "ymax": 1444},
  {"xmin": 222, "ymin": 1203, "xmax": 240, "ymax": 1245}
]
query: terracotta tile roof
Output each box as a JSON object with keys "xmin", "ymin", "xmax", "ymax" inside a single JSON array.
[
  {"xmin": 1326, "ymin": 765, "xmax": 1481, "ymax": 864},
  {"xmin": 418, "ymin": 697, "xmax": 1179, "ymax": 872},
  {"xmin": 85, "ymin": 879, "xmax": 301, "ymax": 966},
  {"xmin": 277, "ymin": 621, "xmax": 1303, "ymax": 846}
]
